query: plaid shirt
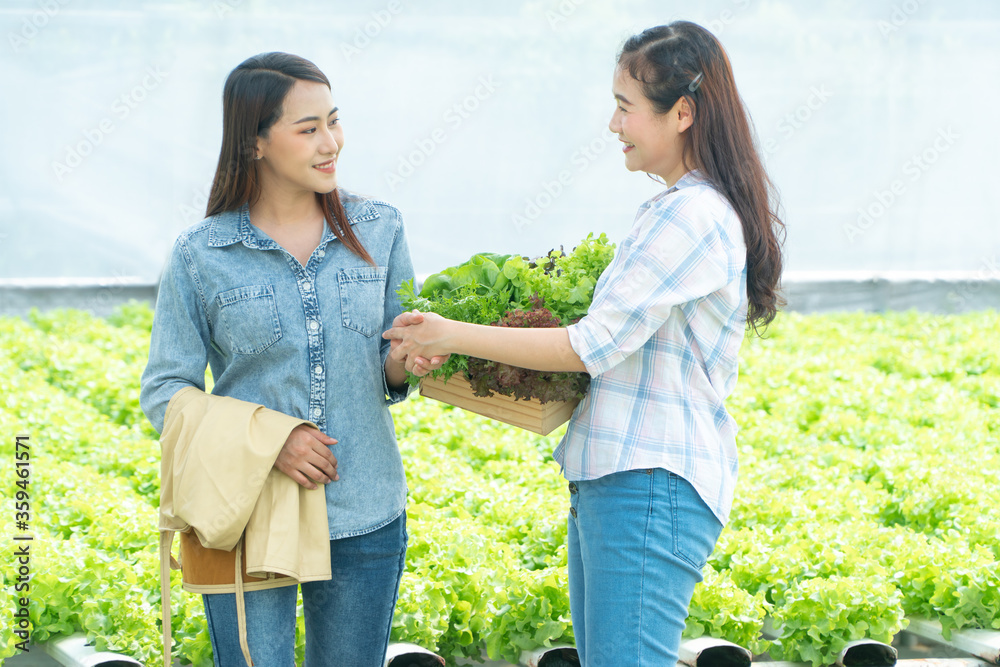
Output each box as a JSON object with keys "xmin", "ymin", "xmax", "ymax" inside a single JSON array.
[{"xmin": 557, "ymin": 170, "xmax": 748, "ymax": 525}]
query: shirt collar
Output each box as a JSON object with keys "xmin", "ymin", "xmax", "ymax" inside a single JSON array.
[
  {"xmin": 643, "ymin": 169, "xmax": 709, "ymax": 208},
  {"xmin": 670, "ymin": 169, "xmax": 708, "ymax": 191},
  {"xmin": 207, "ymin": 191, "xmax": 380, "ymax": 248}
]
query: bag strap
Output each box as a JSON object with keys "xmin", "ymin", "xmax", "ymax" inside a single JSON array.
[
  {"xmin": 234, "ymin": 535, "xmax": 254, "ymax": 666},
  {"xmin": 159, "ymin": 530, "xmax": 175, "ymax": 667}
]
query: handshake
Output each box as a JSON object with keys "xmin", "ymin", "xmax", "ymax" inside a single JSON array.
[{"xmin": 383, "ymin": 310, "xmax": 452, "ymax": 377}]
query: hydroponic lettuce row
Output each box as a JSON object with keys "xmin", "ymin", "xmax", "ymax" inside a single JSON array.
[
  {"xmin": 397, "ymin": 233, "xmax": 616, "ymax": 403},
  {"xmin": 1, "ymin": 305, "xmax": 999, "ymax": 666}
]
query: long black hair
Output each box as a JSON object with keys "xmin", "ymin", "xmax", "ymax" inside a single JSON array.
[{"xmin": 619, "ymin": 22, "xmax": 785, "ymax": 332}]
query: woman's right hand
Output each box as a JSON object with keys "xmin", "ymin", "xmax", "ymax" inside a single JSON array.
[{"xmin": 273, "ymin": 424, "xmax": 339, "ymax": 490}]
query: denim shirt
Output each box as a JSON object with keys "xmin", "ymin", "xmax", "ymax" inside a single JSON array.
[{"xmin": 139, "ymin": 191, "xmax": 414, "ymax": 540}]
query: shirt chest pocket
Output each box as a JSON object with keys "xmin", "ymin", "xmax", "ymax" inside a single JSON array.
[
  {"xmin": 338, "ymin": 266, "xmax": 387, "ymax": 337},
  {"xmin": 215, "ymin": 284, "xmax": 282, "ymax": 355}
]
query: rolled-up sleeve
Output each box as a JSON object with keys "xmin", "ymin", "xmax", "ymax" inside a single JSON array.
[
  {"xmin": 379, "ymin": 212, "xmax": 416, "ymax": 405},
  {"xmin": 567, "ymin": 193, "xmax": 734, "ymax": 377},
  {"xmin": 140, "ymin": 237, "xmax": 211, "ymax": 434}
]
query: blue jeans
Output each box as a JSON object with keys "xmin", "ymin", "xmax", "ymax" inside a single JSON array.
[
  {"xmin": 567, "ymin": 469, "xmax": 723, "ymax": 667},
  {"xmin": 202, "ymin": 513, "xmax": 407, "ymax": 667}
]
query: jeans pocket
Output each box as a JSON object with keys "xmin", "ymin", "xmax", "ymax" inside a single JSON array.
[
  {"xmin": 216, "ymin": 284, "xmax": 282, "ymax": 355},
  {"xmin": 338, "ymin": 266, "xmax": 387, "ymax": 337},
  {"xmin": 668, "ymin": 472, "xmax": 722, "ymax": 570}
]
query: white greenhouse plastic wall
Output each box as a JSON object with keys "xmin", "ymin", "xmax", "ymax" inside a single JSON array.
[{"xmin": 2, "ymin": 2, "xmax": 999, "ymax": 284}]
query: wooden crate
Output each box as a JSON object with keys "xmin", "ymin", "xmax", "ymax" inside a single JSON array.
[{"xmin": 419, "ymin": 375, "xmax": 580, "ymax": 436}]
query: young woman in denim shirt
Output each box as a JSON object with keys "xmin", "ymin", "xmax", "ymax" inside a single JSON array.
[
  {"xmin": 385, "ymin": 22, "xmax": 785, "ymax": 666},
  {"xmin": 141, "ymin": 53, "xmax": 435, "ymax": 667}
]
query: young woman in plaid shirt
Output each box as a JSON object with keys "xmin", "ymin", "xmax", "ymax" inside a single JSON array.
[{"xmin": 385, "ymin": 21, "xmax": 784, "ymax": 666}]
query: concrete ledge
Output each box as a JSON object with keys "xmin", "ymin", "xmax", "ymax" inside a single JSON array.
[
  {"xmin": 782, "ymin": 271, "xmax": 1000, "ymax": 314},
  {"xmin": 0, "ymin": 278, "xmax": 157, "ymax": 318},
  {"xmin": 1, "ymin": 273, "xmax": 998, "ymax": 318}
]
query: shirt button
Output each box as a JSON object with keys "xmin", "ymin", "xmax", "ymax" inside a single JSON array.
[
  {"xmin": 311, "ymin": 407, "xmax": 321, "ymax": 418},
  {"xmin": 317, "ymin": 249, "xmax": 325, "ymax": 257},
  {"xmin": 309, "ymin": 320, "xmax": 319, "ymax": 331},
  {"xmin": 302, "ymin": 281, "xmax": 312, "ymax": 291},
  {"xmin": 313, "ymin": 365, "xmax": 323, "ymax": 375}
]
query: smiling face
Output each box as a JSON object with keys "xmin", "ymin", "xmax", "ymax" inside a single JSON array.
[
  {"xmin": 608, "ymin": 66, "xmax": 692, "ymax": 186},
  {"xmin": 255, "ymin": 79, "xmax": 343, "ymax": 197}
]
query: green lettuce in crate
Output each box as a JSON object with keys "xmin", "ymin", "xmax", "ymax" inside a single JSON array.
[{"xmin": 397, "ymin": 234, "xmax": 615, "ymax": 403}]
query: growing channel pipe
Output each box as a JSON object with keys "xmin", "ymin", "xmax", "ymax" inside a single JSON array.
[
  {"xmin": 904, "ymin": 618, "xmax": 1000, "ymax": 665},
  {"xmin": 753, "ymin": 660, "xmax": 994, "ymax": 667},
  {"xmin": 42, "ymin": 634, "xmax": 141, "ymax": 667},
  {"xmin": 384, "ymin": 642, "xmax": 445, "ymax": 666},
  {"xmin": 520, "ymin": 637, "xmax": 755, "ymax": 667},
  {"xmin": 836, "ymin": 638, "xmax": 898, "ymax": 666},
  {"xmin": 678, "ymin": 636, "xmax": 753, "ymax": 667},
  {"xmin": 39, "ymin": 636, "xmax": 440, "ymax": 667},
  {"xmin": 519, "ymin": 643, "xmax": 579, "ymax": 666},
  {"xmin": 762, "ymin": 618, "xmax": 898, "ymax": 667}
]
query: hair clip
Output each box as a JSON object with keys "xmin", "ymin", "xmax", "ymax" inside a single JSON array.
[{"xmin": 688, "ymin": 72, "xmax": 704, "ymax": 93}]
